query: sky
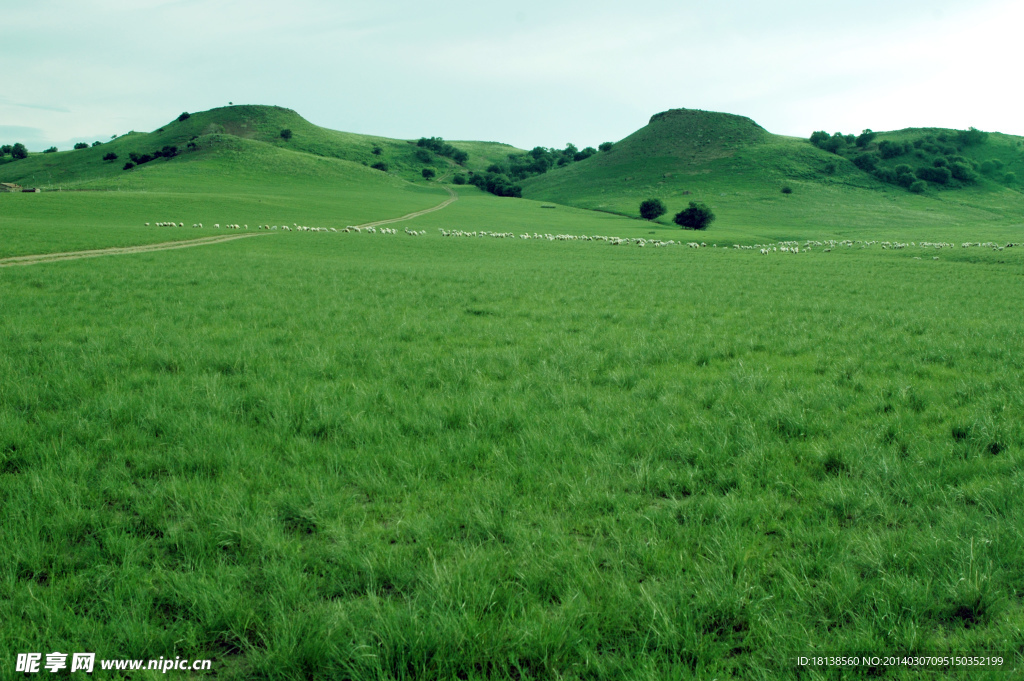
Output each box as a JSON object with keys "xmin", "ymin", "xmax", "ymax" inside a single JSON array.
[{"xmin": 3, "ymin": 0, "xmax": 1022, "ymax": 152}]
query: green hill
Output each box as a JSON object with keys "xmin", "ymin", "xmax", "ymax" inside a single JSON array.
[
  {"xmin": 0, "ymin": 105, "xmax": 523, "ymax": 188},
  {"xmin": 521, "ymin": 108, "xmax": 1024, "ymax": 239}
]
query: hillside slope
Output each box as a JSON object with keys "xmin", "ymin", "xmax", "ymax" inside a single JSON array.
[
  {"xmin": 0, "ymin": 105, "xmax": 524, "ymax": 188},
  {"xmin": 521, "ymin": 108, "xmax": 1024, "ymax": 239}
]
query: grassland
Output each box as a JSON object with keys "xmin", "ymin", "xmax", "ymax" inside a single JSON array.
[
  {"xmin": 3, "ymin": 182, "xmax": 1024, "ymax": 679},
  {"xmin": 2, "ymin": 105, "xmax": 1023, "ymax": 680}
]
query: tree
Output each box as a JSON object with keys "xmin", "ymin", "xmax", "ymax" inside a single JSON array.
[
  {"xmin": 11, "ymin": 143, "xmax": 28, "ymax": 159},
  {"xmin": 280, "ymin": 129, "xmax": 292, "ymax": 140},
  {"xmin": 453, "ymin": 173, "xmax": 466, "ymax": 185},
  {"xmin": 639, "ymin": 198, "xmax": 667, "ymax": 220},
  {"xmin": 781, "ymin": 185, "xmax": 793, "ymax": 194},
  {"xmin": 415, "ymin": 148, "xmax": 433, "ymax": 163},
  {"xmin": 123, "ymin": 162, "xmax": 135, "ymax": 170},
  {"xmin": 674, "ymin": 201, "xmax": 715, "ymax": 230},
  {"xmin": 92, "ymin": 141, "xmax": 102, "ymax": 147},
  {"xmin": 599, "ymin": 141, "xmax": 614, "ymax": 152},
  {"xmin": 74, "ymin": 142, "xmax": 89, "ymax": 150},
  {"xmin": 371, "ymin": 161, "xmax": 388, "ymax": 171},
  {"xmin": 103, "ymin": 152, "xmax": 118, "ymax": 162},
  {"xmin": 909, "ymin": 180, "xmax": 926, "ymax": 193},
  {"xmin": 855, "ymin": 129, "xmax": 876, "ymax": 147},
  {"xmin": 44, "ymin": 146, "xmax": 58, "ymax": 153},
  {"xmin": 809, "ymin": 131, "xmax": 830, "ymax": 148},
  {"xmin": 422, "ymin": 167, "xmax": 435, "ymax": 179},
  {"xmin": 573, "ymin": 146, "xmax": 597, "ymax": 162},
  {"xmin": 0, "ymin": 144, "xmax": 11, "ymax": 156},
  {"xmin": 178, "ymin": 112, "xmax": 191, "ymax": 122}
]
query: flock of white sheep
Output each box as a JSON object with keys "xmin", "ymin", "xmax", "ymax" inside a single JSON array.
[{"xmin": 145, "ymin": 220, "xmax": 1019, "ymax": 256}]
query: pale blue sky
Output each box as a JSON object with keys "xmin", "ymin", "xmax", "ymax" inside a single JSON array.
[{"xmin": 3, "ymin": 0, "xmax": 1021, "ymax": 151}]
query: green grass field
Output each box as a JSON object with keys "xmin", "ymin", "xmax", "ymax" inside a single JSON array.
[{"xmin": 2, "ymin": 106, "xmax": 1023, "ymax": 680}]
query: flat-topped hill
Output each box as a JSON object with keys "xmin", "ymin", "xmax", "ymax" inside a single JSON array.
[
  {"xmin": 0, "ymin": 105, "xmax": 523, "ymax": 189},
  {"xmin": 520, "ymin": 108, "xmax": 1024, "ymax": 238}
]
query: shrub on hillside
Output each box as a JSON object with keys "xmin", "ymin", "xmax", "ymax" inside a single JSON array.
[
  {"xmin": 371, "ymin": 161, "xmax": 388, "ymax": 172},
  {"xmin": 853, "ymin": 153, "xmax": 880, "ymax": 172},
  {"xmin": 873, "ymin": 168, "xmax": 897, "ymax": 183},
  {"xmin": 599, "ymin": 141, "xmax": 614, "ymax": 152},
  {"xmin": 781, "ymin": 186, "xmax": 793, "ymax": 194},
  {"xmin": 855, "ymin": 129, "xmax": 876, "ymax": 148},
  {"xmin": 178, "ymin": 112, "xmax": 191, "ymax": 122},
  {"xmin": 0, "ymin": 144, "xmax": 11, "ymax": 156},
  {"xmin": 486, "ymin": 163, "xmax": 504, "ymax": 174},
  {"xmin": 280, "ymin": 129, "xmax": 292, "ymax": 140},
  {"xmin": 897, "ymin": 173, "xmax": 916, "ymax": 188},
  {"xmin": 639, "ymin": 198, "xmax": 667, "ymax": 220},
  {"xmin": 123, "ymin": 162, "xmax": 135, "ymax": 170},
  {"xmin": 11, "ymin": 143, "xmax": 27, "ymax": 159},
  {"xmin": 933, "ymin": 157, "xmax": 948, "ymax": 168},
  {"xmin": 102, "ymin": 152, "xmax": 118, "ymax": 162},
  {"xmin": 674, "ymin": 201, "xmax": 715, "ymax": 230},
  {"xmin": 878, "ymin": 140, "xmax": 906, "ymax": 159},
  {"xmin": 909, "ymin": 180, "xmax": 926, "ymax": 193},
  {"xmin": 956, "ymin": 127, "xmax": 988, "ymax": 146},
  {"xmin": 573, "ymin": 147, "xmax": 597, "ymax": 162},
  {"xmin": 422, "ymin": 167, "xmax": 435, "ymax": 179},
  {"xmin": 453, "ymin": 173, "xmax": 466, "ymax": 185},
  {"xmin": 1004, "ymin": 172, "xmax": 1016, "ymax": 184},
  {"xmin": 415, "ymin": 148, "xmax": 433, "ymax": 163},
  {"xmin": 417, "ymin": 137, "xmax": 469, "ymax": 165},
  {"xmin": 809, "ymin": 131, "xmax": 830, "ymax": 148},
  {"xmin": 44, "ymin": 147, "xmax": 57, "ymax": 153},
  {"xmin": 92, "ymin": 141, "xmax": 102, "ymax": 147},
  {"xmin": 74, "ymin": 142, "xmax": 89, "ymax": 150},
  {"xmin": 915, "ymin": 166, "xmax": 951, "ymax": 184},
  {"xmin": 372, "ymin": 146, "xmax": 383, "ymax": 155},
  {"xmin": 949, "ymin": 162, "xmax": 978, "ymax": 182}
]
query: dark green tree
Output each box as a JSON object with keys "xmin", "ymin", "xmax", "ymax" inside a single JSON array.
[
  {"xmin": 102, "ymin": 152, "xmax": 118, "ymax": 161},
  {"xmin": 422, "ymin": 167, "xmax": 435, "ymax": 179},
  {"xmin": 453, "ymin": 173, "xmax": 466, "ymax": 185},
  {"xmin": 674, "ymin": 201, "xmax": 715, "ymax": 230},
  {"xmin": 599, "ymin": 141, "xmax": 614, "ymax": 151},
  {"xmin": 855, "ymin": 129, "xmax": 876, "ymax": 147},
  {"xmin": 371, "ymin": 161, "xmax": 388, "ymax": 171},
  {"xmin": 44, "ymin": 146, "xmax": 58, "ymax": 153},
  {"xmin": 639, "ymin": 198, "xmax": 667, "ymax": 220},
  {"xmin": 11, "ymin": 143, "xmax": 28, "ymax": 159},
  {"xmin": 74, "ymin": 142, "xmax": 89, "ymax": 150},
  {"xmin": 280, "ymin": 129, "xmax": 292, "ymax": 140},
  {"xmin": 178, "ymin": 112, "xmax": 191, "ymax": 122}
]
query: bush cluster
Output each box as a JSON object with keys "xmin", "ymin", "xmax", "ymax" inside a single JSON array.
[
  {"xmin": 468, "ymin": 171, "xmax": 521, "ymax": 197},
  {"xmin": 809, "ymin": 126, "xmax": 989, "ymax": 192},
  {"xmin": 417, "ymin": 137, "xmax": 468, "ymax": 164},
  {"xmin": 122, "ymin": 145, "xmax": 178, "ymax": 170}
]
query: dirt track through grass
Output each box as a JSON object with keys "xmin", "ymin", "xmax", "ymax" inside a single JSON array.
[
  {"xmin": 0, "ymin": 233, "xmax": 267, "ymax": 268},
  {"xmin": 0, "ymin": 188, "xmax": 459, "ymax": 268}
]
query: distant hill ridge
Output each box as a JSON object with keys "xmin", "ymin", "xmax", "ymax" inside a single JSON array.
[{"xmin": 0, "ymin": 104, "xmax": 521, "ymax": 188}]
